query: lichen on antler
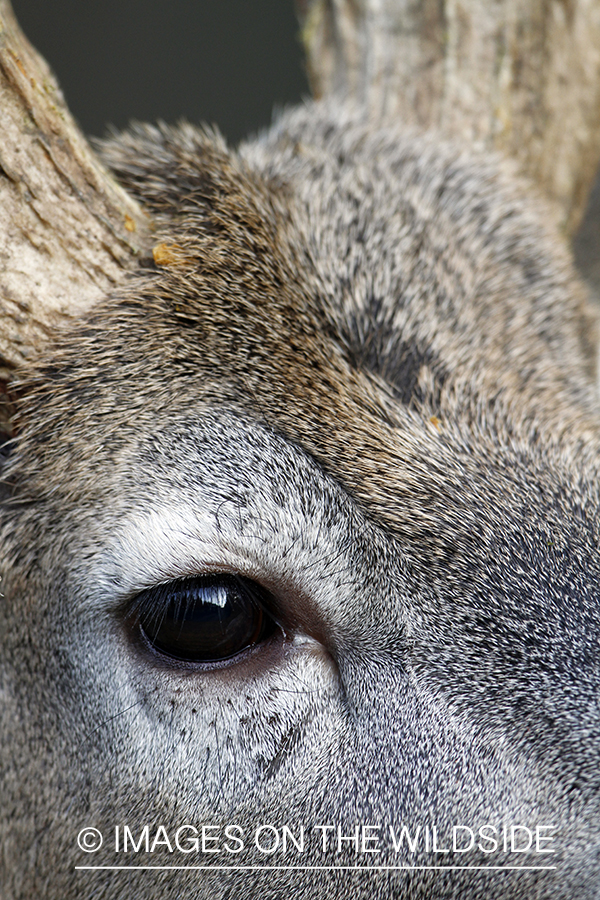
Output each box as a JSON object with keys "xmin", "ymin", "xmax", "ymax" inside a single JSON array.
[
  {"xmin": 296, "ymin": 0, "xmax": 600, "ymax": 237},
  {"xmin": 0, "ymin": 0, "xmax": 152, "ymax": 428}
]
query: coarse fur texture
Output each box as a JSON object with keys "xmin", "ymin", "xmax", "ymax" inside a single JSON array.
[{"xmin": 1, "ymin": 100, "xmax": 600, "ymax": 899}]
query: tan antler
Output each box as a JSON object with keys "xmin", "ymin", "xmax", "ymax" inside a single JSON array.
[
  {"xmin": 0, "ymin": 0, "xmax": 152, "ymax": 429},
  {"xmin": 297, "ymin": 0, "xmax": 600, "ymax": 237}
]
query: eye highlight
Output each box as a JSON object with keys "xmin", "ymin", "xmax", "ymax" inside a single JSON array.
[{"xmin": 134, "ymin": 574, "xmax": 278, "ymax": 663}]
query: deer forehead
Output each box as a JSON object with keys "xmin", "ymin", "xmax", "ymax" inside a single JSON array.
[{"xmin": 9, "ymin": 109, "xmax": 600, "ymax": 548}]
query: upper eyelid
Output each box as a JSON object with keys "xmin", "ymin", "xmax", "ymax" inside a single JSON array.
[
  {"xmin": 81, "ymin": 475, "xmax": 391, "ymax": 646},
  {"xmin": 127, "ymin": 572, "xmax": 282, "ymax": 621},
  {"xmin": 88, "ymin": 498, "xmax": 349, "ymax": 606},
  {"xmin": 82, "ymin": 416, "xmax": 367, "ymax": 608},
  {"xmin": 89, "ymin": 507, "xmax": 255, "ymax": 605}
]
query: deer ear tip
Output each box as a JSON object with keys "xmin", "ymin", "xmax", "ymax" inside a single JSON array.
[{"xmin": 95, "ymin": 120, "xmax": 235, "ymax": 217}]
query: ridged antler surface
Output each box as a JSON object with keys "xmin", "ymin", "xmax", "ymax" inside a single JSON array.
[
  {"xmin": 297, "ymin": 0, "xmax": 600, "ymax": 235},
  {"xmin": 0, "ymin": 0, "xmax": 151, "ymax": 425}
]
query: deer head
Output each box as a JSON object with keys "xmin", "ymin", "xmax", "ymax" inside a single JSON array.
[{"xmin": 1, "ymin": 2, "xmax": 600, "ymax": 898}]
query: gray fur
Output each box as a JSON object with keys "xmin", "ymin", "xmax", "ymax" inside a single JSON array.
[{"xmin": 1, "ymin": 99, "xmax": 600, "ymax": 898}]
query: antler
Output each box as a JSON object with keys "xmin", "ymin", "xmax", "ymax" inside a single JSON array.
[
  {"xmin": 0, "ymin": 0, "xmax": 151, "ymax": 429},
  {"xmin": 297, "ymin": 0, "xmax": 600, "ymax": 237}
]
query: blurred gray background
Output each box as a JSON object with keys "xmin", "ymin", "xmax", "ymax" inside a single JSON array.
[
  {"xmin": 11, "ymin": 0, "xmax": 309, "ymax": 144},
  {"xmin": 10, "ymin": 0, "xmax": 600, "ymax": 295}
]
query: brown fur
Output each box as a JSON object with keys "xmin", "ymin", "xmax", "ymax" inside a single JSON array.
[{"xmin": 2, "ymin": 102, "xmax": 600, "ymax": 899}]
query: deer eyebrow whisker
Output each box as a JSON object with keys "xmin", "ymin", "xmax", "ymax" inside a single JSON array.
[{"xmin": 81, "ymin": 701, "xmax": 144, "ymax": 743}]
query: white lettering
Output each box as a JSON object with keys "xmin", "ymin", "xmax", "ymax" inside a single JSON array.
[
  {"xmin": 511, "ymin": 826, "xmax": 533, "ymax": 853},
  {"xmin": 255, "ymin": 825, "xmax": 279, "ymax": 854},
  {"xmin": 535, "ymin": 826, "xmax": 556, "ymax": 854},
  {"xmin": 389, "ymin": 825, "xmax": 422, "ymax": 854},
  {"xmin": 478, "ymin": 825, "xmax": 498, "ymax": 854},
  {"xmin": 453, "ymin": 826, "xmax": 474, "ymax": 853},
  {"xmin": 224, "ymin": 825, "xmax": 245, "ymax": 854}
]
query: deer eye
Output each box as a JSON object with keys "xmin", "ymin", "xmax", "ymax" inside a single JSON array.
[{"xmin": 135, "ymin": 574, "xmax": 278, "ymax": 663}]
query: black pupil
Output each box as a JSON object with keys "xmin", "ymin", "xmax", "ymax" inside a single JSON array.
[{"xmin": 137, "ymin": 574, "xmax": 271, "ymax": 662}]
